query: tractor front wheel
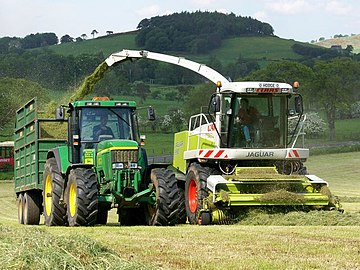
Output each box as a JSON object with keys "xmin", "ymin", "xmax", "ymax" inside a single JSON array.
[
  {"xmin": 66, "ymin": 168, "xmax": 98, "ymax": 226},
  {"xmin": 145, "ymin": 168, "xmax": 179, "ymax": 226}
]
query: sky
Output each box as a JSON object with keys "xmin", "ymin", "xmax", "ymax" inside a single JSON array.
[{"xmin": 0, "ymin": 0, "xmax": 359, "ymax": 42}]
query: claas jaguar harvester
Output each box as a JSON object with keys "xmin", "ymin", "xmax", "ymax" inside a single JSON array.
[
  {"xmin": 14, "ymin": 97, "xmax": 178, "ymax": 226},
  {"xmin": 102, "ymin": 49, "xmax": 341, "ymax": 225}
]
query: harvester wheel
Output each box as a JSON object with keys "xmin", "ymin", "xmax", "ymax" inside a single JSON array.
[
  {"xmin": 145, "ymin": 168, "xmax": 179, "ymax": 226},
  {"xmin": 66, "ymin": 168, "xmax": 98, "ymax": 226},
  {"xmin": 185, "ymin": 163, "xmax": 210, "ymax": 225},
  {"xmin": 97, "ymin": 203, "xmax": 110, "ymax": 225},
  {"xmin": 23, "ymin": 191, "xmax": 41, "ymax": 225},
  {"xmin": 177, "ymin": 187, "xmax": 187, "ymax": 224},
  {"xmin": 200, "ymin": 212, "xmax": 211, "ymax": 225},
  {"xmin": 17, "ymin": 193, "xmax": 24, "ymax": 224},
  {"xmin": 43, "ymin": 157, "xmax": 67, "ymax": 226}
]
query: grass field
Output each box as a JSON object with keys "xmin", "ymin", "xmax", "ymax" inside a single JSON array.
[{"xmin": 0, "ymin": 152, "xmax": 359, "ymax": 269}]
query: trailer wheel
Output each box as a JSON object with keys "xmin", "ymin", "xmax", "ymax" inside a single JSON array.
[
  {"xmin": 43, "ymin": 157, "xmax": 67, "ymax": 226},
  {"xmin": 17, "ymin": 193, "xmax": 24, "ymax": 224},
  {"xmin": 23, "ymin": 191, "xmax": 41, "ymax": 225},
  {"xmin": 66, "ymin": 168, "xmax": 98, "ymax": 226},
  {"xmin": 185, "ymin": 163, "xmax": 210, "ymax": 225},
  {"xmin": 145, "ymin": 168, "xmax": 179, "ymax": 226}
]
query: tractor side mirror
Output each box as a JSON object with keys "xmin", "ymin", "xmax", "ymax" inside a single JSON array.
[
  {"xmin": 294, "ymin": 96, "xmax": 303, "ymax": 114},
  {"xmin": 209, "ymin": 95, "xmax": 221, "ymax": 114},
  {"xmin": 147, "ymin": 106, "xmax": 155, "ymax": 121},
  {"xmin": 55, "ymin": 106, "xmax": 64, "ymax": 120}
]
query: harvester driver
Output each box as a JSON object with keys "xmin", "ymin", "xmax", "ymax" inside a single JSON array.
[{"xmin": 236, "ymin": 98, "xmax": 259, "ymax": 146}]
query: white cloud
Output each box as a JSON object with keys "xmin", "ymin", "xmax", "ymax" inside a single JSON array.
[
  {"xmin": 135, "ymin": 4, "xmax": 161, "ymax": 17},
  {"xmin": 325, "ymin": 1, "xmax": 352, "ymax": 16},
  {"xmin": 190, "ymin": 0, "xmax": 215, "ymax": 7},
  {"xmin": 253, "ymin": 11, "xmax": 268, "ymax": 21},
  {"xmin": 266, "ymin": 0, "xmax": 311, "ymax": 15}
]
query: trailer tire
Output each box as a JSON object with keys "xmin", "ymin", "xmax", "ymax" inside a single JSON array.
[
  {"xmin": 43, "ymin": 157, "xmax": 67, "ymax": 226},
  {"xmin": 66, "ymin": 168, "xmax": 98, "ymax": 226},
  {"xmin": 23, "ymin": 191, "xmax": 41, "ymax": 225},
  {"xmin": 17, "ymin": 193, "xmax": 24, "ymax": 224},
  {"xmin": 185, "ymin": 163, "xmax": 210, "ymax": 225},
  {"xmin": 145, "ymin": 168, "xmax": 179, "ymax": 226}
]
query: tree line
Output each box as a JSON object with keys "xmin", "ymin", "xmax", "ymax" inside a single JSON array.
[{"xmin": 136, "ymin": 11, "xmax": 274, "ymax": 53}]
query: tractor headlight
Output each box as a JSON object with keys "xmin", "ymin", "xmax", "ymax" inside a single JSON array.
[
  {"xmin": 112, "ymin": 163, "xmax": 124, "ymax": 169},
  {"xmin": 130, "ymin": 162, "xmax": 138, "ymax": 169}
]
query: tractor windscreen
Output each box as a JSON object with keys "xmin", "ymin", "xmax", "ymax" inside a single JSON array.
[
  {"xmin": 222, "ymin": 94, "xmax": 288, "ymax": 148},
  {"xmin": 79, "ymin": 107, "xmax": 137, "ymax": 144}
]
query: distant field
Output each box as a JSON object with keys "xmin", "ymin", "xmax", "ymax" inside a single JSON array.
[{"xmin": 316, "ymin": 34, "xmax": 360, "ymax": 54}]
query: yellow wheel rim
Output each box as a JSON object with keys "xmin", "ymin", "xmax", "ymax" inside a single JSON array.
[
  {"xmin": 69, "ymin": 182, "xmax": 77, "ymax": 217},
  {"xmin": 44, "ymin": 175, "xmax": 52, "ymax": 216}
]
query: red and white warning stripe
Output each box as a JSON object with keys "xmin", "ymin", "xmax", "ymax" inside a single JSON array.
[
  {"xmin": 287, "ymin": 149, "xmax": 300, "ymax": 158},
  {"xmin": 198, "ymin": 149, "xmax": 229, "ymax": 159}
]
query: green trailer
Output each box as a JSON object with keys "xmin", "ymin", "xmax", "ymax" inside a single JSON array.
[{"xmin": 15, "ymin": 97, "xmax": 179, "ymax": 226}]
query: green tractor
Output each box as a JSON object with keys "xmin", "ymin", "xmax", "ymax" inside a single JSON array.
[{"xmin": 15, "ymin": 97, "xmax": 178, "ymax": 226}]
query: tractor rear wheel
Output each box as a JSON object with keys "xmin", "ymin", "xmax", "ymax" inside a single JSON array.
[
  {"xmin": 17, "ymin": 193, "xmax": 24, "ymax": 224},
  {"xmin": 23, "ymin": 191, "xmax": 41, "ymax": 225},
  {"xmin": 43, "ymin": 157, "xmax": 67, "ymax": 226},
  {"xmin": 145, "ymin": 168, "xmax": 179, "ymax": 226},
  {"xmin": 177, "ymin": 187, "xmax": 187, "ymax": 224},
  {"xmin": 185, "ymin": 163, "xmax": 211, "ymax": 225},
  {"xmin": 66, "ymin": 168, "xmax": 98, "ymax": 226}
]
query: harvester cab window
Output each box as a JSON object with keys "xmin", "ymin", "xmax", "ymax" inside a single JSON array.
[{"xmin": 226, "ymin": 95, "xmax": 287, "ymax": 148}]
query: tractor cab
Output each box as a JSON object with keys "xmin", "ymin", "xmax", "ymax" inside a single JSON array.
[{"xmin": 58, "ymin": 98, "xmax": 140, "ymax": 164}]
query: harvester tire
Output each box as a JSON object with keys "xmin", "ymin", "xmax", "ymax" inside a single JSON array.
[
  {"xmin": 17, "ymin": 193, "xmax": 24, "ymax": 224},
  {"xmin": 200, "ymin": 212, "xmax": 211, "ymax": 225},
  {"xmin": 185, "ymin": 163, "xmax": 210, "ymax": 225},
  {"xmin": 43, "ymin": 157, "xmax": 67, "ymax": 226},
  {"xmin": 66, "ymin": 168, "xmax": 98, "ymax": 226},
  {"xmin": 23, "ymin": 191, "xmax": 41, "ymax": 225},
  {"xmin": 146, "ymin": 168, "xmax": 179, "ymax": 226}
]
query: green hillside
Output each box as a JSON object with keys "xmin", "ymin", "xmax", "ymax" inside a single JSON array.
[
  {"xmin": 49, "ymin": 31, "xmax": 139, "ymax": 57},
  {"xmin": 49, "ymin": 32, "xmax": 307, "ymax": 64}
]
